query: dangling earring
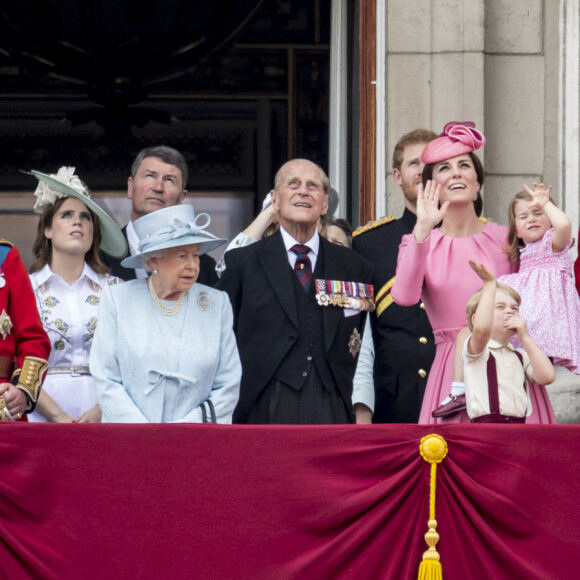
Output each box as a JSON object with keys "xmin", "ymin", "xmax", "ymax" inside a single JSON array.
[{"xmin": 153, "ymin": 270, "xmax": 158, "ymax": 275}]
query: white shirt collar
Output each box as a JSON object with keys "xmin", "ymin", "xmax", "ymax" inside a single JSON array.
[
  {"xmin": 33, "ymin": 262, "xmax": 101, "ymax": 286},
  {"xmin": 279, "ymin": 226, "xmax": 320, "ymax": 256},
  {"xmin": 126, "ymin": 220, "xmax": 140, "ymax": 255},
  {"xmin": 488, "ymin": 338, "xmax": 516, "ymax": 351}
]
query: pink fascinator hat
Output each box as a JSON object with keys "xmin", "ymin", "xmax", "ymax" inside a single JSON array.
[{"xmin": 421, "ymin": 121, "xmax": 485, "ymax": 164}]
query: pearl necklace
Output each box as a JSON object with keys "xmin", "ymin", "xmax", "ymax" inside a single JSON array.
[{"xmin": 148, "ymin": 277, "xmax": 186, "ymax": 316}]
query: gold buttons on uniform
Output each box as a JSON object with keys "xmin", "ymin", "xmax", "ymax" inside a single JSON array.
[
  {"xmin": 418, "ymin": 369, "xmax": 427, "ymax": 378},
  {"xmin": 419, "ymin": 337, "xmax": 428, "ymax": 344},
  {"xmin": 420, "ymin": 302, "xmax": 426, "ymax": 310}
]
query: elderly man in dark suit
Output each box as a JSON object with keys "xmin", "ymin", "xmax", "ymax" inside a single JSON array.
[
  {"xmin": 217, "ymin": 159, "xmax": 374, "ymax": 424},
  {"xmin": 102, "ymin": 145, "xmax": 218, "ymax": 285}
]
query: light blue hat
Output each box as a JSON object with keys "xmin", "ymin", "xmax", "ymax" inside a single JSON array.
[
  {"xmin": 31, "ymin": 168, "xmax": 128, "ymax": 259},
  {"xmin": 121, "ymin": 205, "xmax": 227, "ymax": 269}
]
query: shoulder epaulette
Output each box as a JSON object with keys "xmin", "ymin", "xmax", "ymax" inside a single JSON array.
[
  {"xmin": 0, "ymin": 239, "xmax": 14, "ymax": 248},
  {"xmin": 352, "ymin": 216, "xmax": 396, "ymax": 237}
]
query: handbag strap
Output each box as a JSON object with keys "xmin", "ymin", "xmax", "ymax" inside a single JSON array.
[{"xmin": 200, "ymin": 400, "xmax": 217, "ymax": 424}]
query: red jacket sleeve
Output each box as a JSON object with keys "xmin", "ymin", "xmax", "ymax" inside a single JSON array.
[{"xmin": 0, "ymin": 245, "xmax": 50, "ymax": 372}]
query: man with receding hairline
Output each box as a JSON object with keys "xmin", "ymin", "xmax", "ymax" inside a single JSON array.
[{"xmin": 218, "ymin": 158, "xmax": 374, "ymax": 424}]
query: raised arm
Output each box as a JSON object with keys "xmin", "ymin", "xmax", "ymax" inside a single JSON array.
[
  {"xmin": 412, "ymin": 180, "xmax": 449, "ymax": 242},
  {"xmin": 525, "ymin": 182, "xmax": 571, "ymax": 253},
  {"xmin": 466, "ymin": 261, "xmax": 496, "ymax": 355},
  {"xmin": 392, "ymin": 180, "xmax": 449, "ymax": 307}
]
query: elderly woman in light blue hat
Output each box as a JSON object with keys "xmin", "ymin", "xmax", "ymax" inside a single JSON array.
[{"xmin": 89, "ymin": 204, "xmax": 241, "ymax": 423}]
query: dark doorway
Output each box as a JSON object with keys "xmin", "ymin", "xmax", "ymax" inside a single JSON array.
[{"xmin": 0, "ymin": 0, "xmax": 331, "ymax": 264}]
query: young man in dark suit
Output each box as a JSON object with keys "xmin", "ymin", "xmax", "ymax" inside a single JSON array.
[{"xmin": 218, "ymin": 159, "xmax": 374, "ymax": 424}]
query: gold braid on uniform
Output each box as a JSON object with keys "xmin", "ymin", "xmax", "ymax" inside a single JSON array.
[
  {"xmin": 352, "ymin": 216, "xmax": 396, "ymax": 237},
  {"xmin": 375, "ymin": 277, "xmax": 395, "ymax": 318},
  {"xmin": 11, "ymin": 356, "xmax": 49, "ymax": 411}
]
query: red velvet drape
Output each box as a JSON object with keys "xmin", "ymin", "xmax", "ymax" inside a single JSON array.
[{"xmin": 0, "ymin": 424, "xmax": 577, "ymax": 579}]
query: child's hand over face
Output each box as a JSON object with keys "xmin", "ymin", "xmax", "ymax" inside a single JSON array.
[
  {"xmin": 505, "ymin": 314, "xmax": 529, "ymax": 341},
  {"xmin": 524, "ymin": 182, "xmax": 552, "ymax": 210},
  {"xmin": 469, "ymin": 260, "xmax": 496, "ymax": 283}
]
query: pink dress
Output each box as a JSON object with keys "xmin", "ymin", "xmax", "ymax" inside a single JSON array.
[
  {"xmin": 499, "ymin": 228, "xmax": 580, "ymax": 374},
  {"xmin": 392, "ymin": 222, "xmax": 554, "ymax": 424}
]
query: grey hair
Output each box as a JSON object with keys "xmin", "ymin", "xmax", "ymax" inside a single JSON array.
[
  {"xmin": 273, "ymin": 159, "xmax": 330, "ymax": 196},
  {"xmin": 142, "ymin": 250, "xmax": 167, "ymax": 272},
  {"xmin": 131, "ymin": 146, "xmax": 188, "ymax": 188}
]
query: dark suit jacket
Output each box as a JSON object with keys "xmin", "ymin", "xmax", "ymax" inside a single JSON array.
[
  {"xmin": 101, "ymin": 225, "xmax": 219, "ymax": 286},
  {"xmin": 216, "ymin": 230, "xmax": 374, "ymax": 422}
]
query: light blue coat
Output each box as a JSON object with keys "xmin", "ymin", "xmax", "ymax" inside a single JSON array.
[{"xmin": 90, "ymin": 280, "xmax": 241, "ymax": 423}]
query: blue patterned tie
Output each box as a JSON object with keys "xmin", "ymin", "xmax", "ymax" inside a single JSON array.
[{"xmin": 291, "ymin": 244, "xmax": 312, "ymax": 291}]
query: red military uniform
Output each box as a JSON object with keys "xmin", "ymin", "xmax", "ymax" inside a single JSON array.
[{"xmin": 0, "ymin": 240, "xmax": 50, "ymax": 418}]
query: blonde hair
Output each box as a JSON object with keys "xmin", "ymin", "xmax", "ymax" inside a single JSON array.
[{"xmin": 465, "ymin": 282, "xmax": 521, "ymax": 331}]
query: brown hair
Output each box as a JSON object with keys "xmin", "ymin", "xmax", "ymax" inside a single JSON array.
[
  {"xmin": 505, "ymin": 190, "xmax": 560, "ymax": 264},
  {"xmin": 422, "ymin": 151, "xmax": 484, "ymax": 217},
  {"xmin": 465, "ymin": 282, "xmax": 521, "ymax": 331},
  {"xmin": 29, "ymin": 197, "xmax": 110, "ymax": 274},
  {"xmin": 392, "ymin": 129, "xmax": 438, "ymax": 171}
]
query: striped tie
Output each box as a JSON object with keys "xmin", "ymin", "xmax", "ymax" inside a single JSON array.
[{"xmin": 291, "ymin": 244, "xmax": 312, "ymax": 291}]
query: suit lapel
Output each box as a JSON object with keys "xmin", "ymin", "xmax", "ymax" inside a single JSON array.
[{"xmin": 258, "ymin": 231, "xmax": 299, "ymax": 328}]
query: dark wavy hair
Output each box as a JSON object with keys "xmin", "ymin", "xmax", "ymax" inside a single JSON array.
[
  {"xmin": 29, "ymin": 197, "xmax": 109, "ymax": 274},
  {"xmin": 421, "ymin": 151, "xmax": 484, "ymax": 217}
]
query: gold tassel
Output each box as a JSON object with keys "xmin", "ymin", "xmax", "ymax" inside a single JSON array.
[{"xmin": 417, "ymin": 434, "xmax": 448, "ymax": 580}]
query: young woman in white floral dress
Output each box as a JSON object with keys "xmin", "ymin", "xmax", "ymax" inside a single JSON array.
[{"xmin": 27, "ymin": 167, "xmax": 127, "ymax": 423}]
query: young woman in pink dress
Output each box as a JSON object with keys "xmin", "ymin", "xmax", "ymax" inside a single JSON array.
[{"xmin": 391, "ymin": 122, "xmax": 519, "ymax": 424}]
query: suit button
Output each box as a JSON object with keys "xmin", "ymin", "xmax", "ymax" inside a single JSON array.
[
  {"xmin": 418, "ymin": 369, "xmax": 427, "ymax": 378},
  {"xmin": 307, "ymin": 356, "xmax": 312, "ymax": 361},
  {"xmin": 289, "ymin": 335, "xmax": 295, "ymax": 340},
  {"xmin": 419, "ymin": 337, "xmax": 428, "ymax": 344},
  {"xmin": 420, "ymin": 302, "xmax": 426, "ymax": 310},
  {"xmin": 303, "ymin": 372, "xmax": 308, "ymax": 377}
]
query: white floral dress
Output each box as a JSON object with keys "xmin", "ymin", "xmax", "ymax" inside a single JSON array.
[{"xmin": 28, "ymin": 263, "xmax": 119, "ymax": 421}]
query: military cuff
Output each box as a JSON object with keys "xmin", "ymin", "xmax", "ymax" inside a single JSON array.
[{"xmin": 11, "ymin": 357, "xmax": 49, "ymax": 412}]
